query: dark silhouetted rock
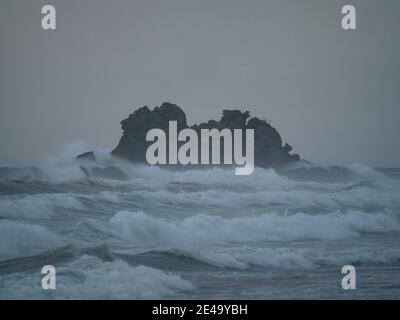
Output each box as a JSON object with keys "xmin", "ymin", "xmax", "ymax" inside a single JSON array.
[
  {"xmin": 112, "ymin": 102, "xmax": 187, "ymax": 163},
  {"xmin": 111, "ymin": 102, "xmax": 300, "ymax": 169},
  {"xmin": 76, "ymin": 151, "xmax": 127, "ymax": 180},
  {"xmin": 76, "ymin": 151, "xmax": 96, "ymax": 162}
]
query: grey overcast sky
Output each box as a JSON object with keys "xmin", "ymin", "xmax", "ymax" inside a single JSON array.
[{"xmin": 0, "ymin": 0, "xmax": 399, "ymax": 166}]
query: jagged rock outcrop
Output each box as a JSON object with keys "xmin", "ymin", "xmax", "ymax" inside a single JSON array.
[
  {"xmin": 112, "ymin": 103, "xmax": 187, "ymax": 163},
  {"xmin": 111, "ymin": 102, "xmax": 300, "ymax": 169}
]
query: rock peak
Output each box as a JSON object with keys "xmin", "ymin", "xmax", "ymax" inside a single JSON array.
[{"xmin": 112, "ymin": 103, "xmax": 300, "ymax": 168}]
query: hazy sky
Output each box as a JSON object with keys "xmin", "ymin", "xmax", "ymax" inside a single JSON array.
[{"xmin": 1, "ymin": 0, "xmax": 399, "ymax": 166}]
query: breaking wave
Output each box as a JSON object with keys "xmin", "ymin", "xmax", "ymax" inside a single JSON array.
[
  {"xmin": 148, "ymin": 246, "xmax": 400, "ymax": 270},
  {"xmin": 108, "ymin": 210, "xmax": 400, "ymax": 246},
  {"xmin": 0, "ymin": 255, "xmax": 193, "ymax": 299},
  {"xmin": 1, "ymin": 141, "xmax": 400, "ymax": 299},
  {"xmin": 0, "ymin": 220, "xmax": 63, "ymax": 261},
  {"xmin": 0, "ymin": 194, "xmax": 82, "ymax": 220}
]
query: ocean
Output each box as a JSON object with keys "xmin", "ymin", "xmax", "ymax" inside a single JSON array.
[{"xmin": 0, "ymin": 145, "xmax": 400, "ymax": 299}]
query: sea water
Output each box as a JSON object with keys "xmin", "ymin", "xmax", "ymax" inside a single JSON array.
[{"xmin": 0, "ymin": 144, "xmax": 399, "ymax": 299}]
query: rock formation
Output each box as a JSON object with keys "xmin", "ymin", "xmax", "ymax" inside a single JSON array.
[
  {"xmin": 76, "ymin": 151, "xmax": 96, "ymax": 163},
  {"xmin": 76, "ymin": 151, "xmax": 127, "ymax": 179},
  {"xmin": 111, "ymin": 102, "xmax": 300, "ymax": 169}
]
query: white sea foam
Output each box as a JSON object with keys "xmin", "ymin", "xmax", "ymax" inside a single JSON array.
[
  {"xmin": 1, "ymin": 140, "xmax": 399, "ymax": 299},
  {"xmin": 343, "ymin": 163, "xmax": 385, "ymax": 180},
  {"xmin": 108, "ymin": 210, "xmax": 400, "ymax": 246},
  {"xmin": 0, "ymin": 194, "xmax": 82, "ymax": 219},
  {"xmin": 158, "ymin": 246, "xmax": 400, "ymax": 270},
  {"xmin": 0, "ymin": 220, "xmax": 63, "ymax": 261},
  {"xmin": 83, "ymin": 191, "xmax": 122, "ymax": 203},
  {"xmin": 123, "ymin": 165, "xmax": 294, "ymax": 190},
  {"xmin": 42, "ymin": 140, "xmax": 115, "ymax": 181},
  {"xmin": 49, "ymin": 140, "xmax": 96, "ymax": 167},
  {"xmin": 160, "ymin": 247, "xmax": 315, "ymax": 270},
  {"xmin": 0, "ymin": 255, "xmax": 193, "ymax": 299},
  {"xmin": 122, "ymin": 182, "xmax": 400, "ymax": 213}
]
